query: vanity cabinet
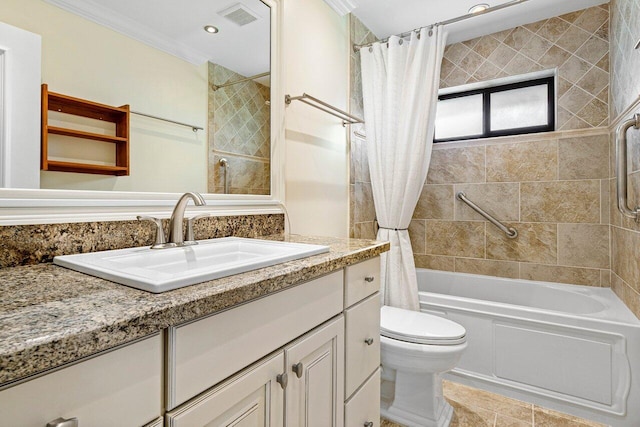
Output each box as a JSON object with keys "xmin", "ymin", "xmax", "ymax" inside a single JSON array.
[
  {"xmin": 0, "ymin": 334, "xmax": 162, "ymax": 427},
  {"xmin": 0, "ymin": 255, "xmax": 382, "ymax": 427}
]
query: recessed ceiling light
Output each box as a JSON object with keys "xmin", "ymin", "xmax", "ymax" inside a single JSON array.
[
  {"xmin": 468, "ymin": 3, "xmax": 490, "ymax": 14},
  {"xmin": 204, "ymin": 25, "xmax": 219, "ymax": 34}
]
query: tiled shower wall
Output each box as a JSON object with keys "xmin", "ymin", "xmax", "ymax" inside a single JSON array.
[
  {"xmin": 349, "ymin": 16, "xmax": 378, "ymax": 240},
  {"xmin": 441, "ymin": 4, "xmax": 610, "ymax": 130},
  {"xmin": 208, "ymin": 62, "xmax": 271, "ymax": 195},
  {"xmin": 609, "ymin": 0, "xmax": 640, "ymax": 317},
  {"xmin": 412, "ymin": 129, "xmax": 610, "ymax": 286}
]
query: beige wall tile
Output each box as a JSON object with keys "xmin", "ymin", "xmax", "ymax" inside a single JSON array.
[
  {"xmin": 623, "ymin": 285, "xmax": 640, "ymax": 319},
  {"xmin": 413, "ymin": 184, "xmax": 454, "ymax": 220},
  {"xmin": 454, "ymin": 183, "xmax": 520, "ymax": 221},
  {"xmin": 427, "ymin": 146, "xmax": 486, "ymax": 184},
  {"xmin": 611, "ymin": 226, "xmax": 640, "ymax": 293},
  {"xmin": 600, "ymin": 179, "xmax": 610, "ymax": 225},
  {"xmin": 353, "ymin": 182, "xmax": 375, "ymax": 223},
  {"xmin": 409, "ymin": 220, "xmax": 426, "ymax": 254},
  {"xmin": 520, "ymin": 180, "xmax": 600, "ymax": 223},
  {"xmin": 558, "ymin": 134, "xmax": 609, "ymax": 179},
  {"xmin": 426, "ymin": 221, "xmax": 485, "ymax": 258},
  {"xmin": 610, "ymin": 178, "xmax": 621, "ymax": 227},
  {"xmin": 353, "ymin": 222, "xmax": 376, "ymax": 240},
  {"xmin": 600, "ymin": 269, "xmax": 611, "ymax": 287},
  {"xmin": 414, "ymin": 254, "xmax": 455, "ymax": 271},
  {"xmin": 486, "ymin": 140, "xmax": 557, "ymax": 182},
  {"xmin": 455, "ymin": 258, "xmax": 520, "ymax": 279},
  {"xmin": 520, "ymin": 263, "xmax": 601, "ymax": 286},
  {"xmin": 487, "ymin": 222, "xmax": 557, "ymax": 263},
  {"xmin": 557, "ymin": 223, "xmax": 609, "ymax": 268}
]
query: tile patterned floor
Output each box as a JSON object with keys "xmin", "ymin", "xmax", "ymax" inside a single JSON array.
[{"xmin": 381, "ymin": 380, "xmax": 607, "ymax": 427}]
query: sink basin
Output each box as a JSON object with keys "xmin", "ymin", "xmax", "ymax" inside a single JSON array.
[{"xmin": 53, "ymin": 237, "xmax": 330, "ymax": 293}]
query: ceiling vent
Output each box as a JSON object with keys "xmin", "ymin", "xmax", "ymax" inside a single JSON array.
[{"xmin": 218, "ymin": 3, "xmax": 259, "ymax": 26}]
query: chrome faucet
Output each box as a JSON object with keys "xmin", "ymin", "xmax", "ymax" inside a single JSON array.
[{"xmin": 168, "ymin": 192, "xmax": 206, "ymax": 246}]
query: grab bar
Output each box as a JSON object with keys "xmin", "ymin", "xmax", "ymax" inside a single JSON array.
[
  {"xmin": 219, "ymin": 158, "xmax": 230, "ymax": 194},
  {"xmin": 616, "ymin": 114, "xmax": 640, "ymax": 221},
  {"xmin": 456, "ymin": 192, "xmax": 518, "ymax": 239}
]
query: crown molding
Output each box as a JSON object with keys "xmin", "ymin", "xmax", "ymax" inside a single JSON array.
[
  {"xmin": 322, "ymin": 0, "xmax": 358, "ymax": 16},
  {"xmin": 44, "ymin": 0, "xmax": 208, "ymax": 65}
]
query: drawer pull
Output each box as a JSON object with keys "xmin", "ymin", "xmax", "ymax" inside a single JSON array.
[
  {"xmin": 292, "ymin": 362, "xmax": 304, "ymax": 378},
  {"xmin": 46, "ymin": 418, "xmax": 78, "ymax": 427},
  {"xmin": 364, "ymin": 337, "xmax": 374, "ymax": 345},
  {"xmin": 364, "ymin": 422, "xmax": 374, "ymax": 427},
  {"xmin": 276, "ymin": 372, "xmax": 288, "ymax": 389},
  {"xmin": 364, "ymin": 276, "xmax": 375, "ymax": 282}
]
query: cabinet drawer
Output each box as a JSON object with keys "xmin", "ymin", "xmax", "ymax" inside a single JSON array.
[
  {"xmin": 345, "ymin": 369, "xmax": 381, "ymax": 427},
  {"xmin": 345, "ymin": 257, "xmax": 380, "ymax": 308},
  {"xmin": 0, "ymin": 334, "xmax": 162, "ymax": 427},
  {"xmin": 345, "ymin": 293, "xmax": 380, "ymax": 398},
  {"xmin": 169, "ymin": 271, "xmax": 344, "ymax": 408}
]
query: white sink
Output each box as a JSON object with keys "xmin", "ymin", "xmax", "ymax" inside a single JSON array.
[{"xmin": 53, "ymin": 237, "xmax": 330, "ymax": 293}]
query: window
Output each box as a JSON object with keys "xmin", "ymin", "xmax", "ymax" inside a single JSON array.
[{"xmin": 434, "ymin": 76, "xmax": 555, "ymax": 143}]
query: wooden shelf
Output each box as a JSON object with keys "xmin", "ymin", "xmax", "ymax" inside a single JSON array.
[
  {"xmin": 46, "ymin": 161, "xmax": 129, "ymax": 176},
  {"xmin": 47, "ymin": 127, "xmax": 128, "ymax": 144},
  {"xmin": 41, "ymin": 84, "xmax": 130, "ymax": 176}
]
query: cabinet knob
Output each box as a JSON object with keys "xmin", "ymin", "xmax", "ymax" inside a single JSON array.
[
  {"xmin": 364, "ymin": 276, "xmax": 375, "ymax": 283},
  {"xmin": 364, "ymin": 337, "xmax": 374, "ymax": 345},
  {"xmin": 364, "ymin": 422, "xmax": 374, "ymax": 427},
  {"xmin": 292, "ymin": 362, "xmax": 304, "ymax": 378},
  {"xmin": 276, "ymin": 372, "xmax": 288, "ymax": 389},
  {"xmin": 46, "ymin": 418, "xmax": 78, "ymax": 427}
]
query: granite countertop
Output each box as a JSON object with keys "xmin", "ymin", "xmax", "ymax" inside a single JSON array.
[{"xmin": 0, "ymin": 235, "xmax": 388, "ymax": 387}]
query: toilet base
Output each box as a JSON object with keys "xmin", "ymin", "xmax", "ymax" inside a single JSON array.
[{"xmin": 380, "ymin": 369, "xmax": 454, "ymax": 427}]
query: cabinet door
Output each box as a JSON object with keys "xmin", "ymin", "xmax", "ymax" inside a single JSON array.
[
  {"xmin": 165, "ymin": 352, "xmax": 284, "ymax": 427},
  {"xmin": 285, "ymin": 316, "xmax": 345, "ymax": 427}
]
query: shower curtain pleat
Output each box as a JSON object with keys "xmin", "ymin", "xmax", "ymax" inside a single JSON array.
[{"xmin": 360, "ymin": 27, "xmax": 447, "ymax": 310}]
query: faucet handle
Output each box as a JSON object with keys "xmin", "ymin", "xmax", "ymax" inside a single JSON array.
[
  {"xmin": 137, "ymin": 216, "xmax": 175, "ymax": 249},
  {"xmin": 185, "ymin": 213, "xmax": 211, "ymax": 244}
]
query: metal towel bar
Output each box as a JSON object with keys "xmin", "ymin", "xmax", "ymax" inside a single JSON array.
[
  {"xmin": 456, "ymin": 192, "xmax": 518, "ymax": 239},
  {"xmin": 131, "ymin": 110, "xmax": 203, "ymax": 132},
  {"xmin": 616, "ymin": 113, "xmax": 640, "ymax": 221},
  {"xmin": 285, "ymin": 93, "xmax": 364, "ymax": 126}
]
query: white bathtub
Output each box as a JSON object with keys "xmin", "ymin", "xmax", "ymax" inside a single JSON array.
[{"xmin": 417, "ymin": 268, "xmax": 640, "ymax": 427}]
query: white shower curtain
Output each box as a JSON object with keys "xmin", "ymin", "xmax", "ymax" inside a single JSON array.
[{"xmin": 360, "ymin": 26, "xmax": 447, "ymax": 310}]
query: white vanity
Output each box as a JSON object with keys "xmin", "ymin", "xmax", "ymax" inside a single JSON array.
[{"xmin": 0, "ymin": 239, "xmax": 385, "ymax": 427}]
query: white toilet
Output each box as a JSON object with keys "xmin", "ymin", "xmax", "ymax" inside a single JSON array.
[{"xmin": 380, "ymin": 306, "xmax": 467, "ymax": 427}]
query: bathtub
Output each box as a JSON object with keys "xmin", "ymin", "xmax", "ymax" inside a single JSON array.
[{"xmin": 417, "ymin": 268, "xmax": 640, "ymax": 427}]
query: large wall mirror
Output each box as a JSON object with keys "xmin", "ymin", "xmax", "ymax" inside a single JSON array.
[{"xmin": 0, "ymin": 0, "xmax": 283, "ymax": 223}]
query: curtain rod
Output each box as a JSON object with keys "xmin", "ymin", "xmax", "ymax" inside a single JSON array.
[
  {"xmin": 353, "ymin": 0, "xmax": 530, "ymax": 52},
  {"xmin": 212, "ymin": 71, "xmax": 270, "ymax": 91}
]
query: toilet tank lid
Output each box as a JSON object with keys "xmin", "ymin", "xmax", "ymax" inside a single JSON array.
[{"xmin": 380, "ymin": 306, "xmax": 466, "ymax": 344}]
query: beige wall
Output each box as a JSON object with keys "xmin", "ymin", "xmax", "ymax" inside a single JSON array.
[
  {"xmin": 283, "ymin": 0, "xmax": 350, "ymax": 237},
  {"xmin": 208, "ymin": 63, "xmax": 270, "ymax": 195},
  {"xmin": 609, "ymin": 0, "xmax": 640, "ymax": 318},
  {"xmin": 1, "ymin": 0, "xmax": 208, "ymax": 193}
]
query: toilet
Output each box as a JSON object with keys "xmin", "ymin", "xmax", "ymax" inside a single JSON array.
[{"xmin": 380, "ymin": 306, "xmax": 467, "ymax": 427}]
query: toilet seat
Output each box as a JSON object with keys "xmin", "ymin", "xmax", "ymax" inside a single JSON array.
[{"xmin": 381, "ymin": 306, "xmax": 466, "ymax": 345}]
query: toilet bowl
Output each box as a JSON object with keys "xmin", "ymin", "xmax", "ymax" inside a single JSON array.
[{"xmin": 380, "ymin": 306, "xmax": 467, "ymax": 427}]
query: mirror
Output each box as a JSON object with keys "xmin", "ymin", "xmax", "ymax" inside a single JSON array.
[{"xmin": 1, "ymin": 0, "xmax": 272, "ymax": 196}]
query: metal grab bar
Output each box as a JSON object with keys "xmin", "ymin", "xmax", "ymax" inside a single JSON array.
[
  {"xmin": 285, "ymin": 93, "xmax": 364, "ymax": 126},
  {"xmin": 219, "ymin": 158, "xmax": 230, "ymax": 194},
  {"xmin": 456, "ymin": 192, "xmax": 518, "ymax": 239},
  {"xmin": 616, "ymin": 114, "xmax": 640, "ymax": 221}
]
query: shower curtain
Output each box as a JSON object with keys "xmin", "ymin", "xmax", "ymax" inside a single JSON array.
[{"xmin": 360, "ymin": 26, "xmax": 446, "ymax": 310}]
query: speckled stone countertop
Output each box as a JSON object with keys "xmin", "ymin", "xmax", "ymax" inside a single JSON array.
[{"xmin": 0, "ymin": 235, "xmax": 388, "ymax": 387}]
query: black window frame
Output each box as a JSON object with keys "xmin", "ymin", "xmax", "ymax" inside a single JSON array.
[{"xmin": 434, "ymin": 76, "xmax": 555, "ymax": 143}]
